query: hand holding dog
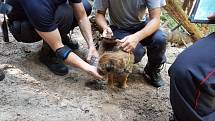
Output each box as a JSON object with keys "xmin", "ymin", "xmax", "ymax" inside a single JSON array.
[
  {"xmin": 102, "ymin": 27, "xmax": 113, "ymax": 39},
  {"xmin": 119, "ymin": 34, "xmax": 140, "ymax": 53}
]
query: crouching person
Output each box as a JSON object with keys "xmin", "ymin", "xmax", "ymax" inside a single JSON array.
[
  {"xmin": 6, "ymin": 0, "xmax": 102, "ymax": 79},
  {"xmin": 94, "ymin": 0, "xmax": 167, "ymax": 87},
  {"xmin": 169, "ymin": 13, "xmax": 215, "ymax": 121}
]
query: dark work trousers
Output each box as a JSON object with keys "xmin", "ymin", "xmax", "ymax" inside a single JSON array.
[
  {"xmin": 111, "ymin": 22, "xmax": 167, "ymax": 64},
  {"xmin": 169, "ymin": 33, "xmax": 215, "ymax": 121},
  {"xmin": 6, "ymin": 0, "xmax": 92, "ymax": 43}
]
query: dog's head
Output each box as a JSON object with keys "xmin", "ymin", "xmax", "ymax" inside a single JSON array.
[{"xmin": 97, "ymin": 51, "xmax": 134, "ymax": 75}]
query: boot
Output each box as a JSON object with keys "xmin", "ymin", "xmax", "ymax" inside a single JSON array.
[
  {"xmin": 39, "ymin": 42, "xmax": 68, "ymax": 76},
  {"xmin": 144, "ymin": 63, "xmax": 165, "ymax": 87},
  {"xmin": 62, "ymin": 35, "xmax": 79, "ymax": 50},
  {"xmin": 0, "ymin": 69, "xmax": 5, "ymax": 81}
]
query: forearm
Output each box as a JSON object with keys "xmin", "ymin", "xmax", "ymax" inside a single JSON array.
[
  {"xmin": 134, "ymin": 18, "xmax": 160, "ymax": 41},
  {"xmin": 36, "ymin": 29, "xmax": 64, "ymax": 51},
  {"xmin": 37, "ymin": 29, "xmax": 91, "ymax": 72},
  {"xmin": 95, "ymin": 12, "xmax": 109, "ymax": 30},
  {"xmin": 78, "ymin": 16, "xmax": 94, "ymax": 49},
  {"xmin": 65, "ymin": 52, "xmax": 91, "ymax": 72}
]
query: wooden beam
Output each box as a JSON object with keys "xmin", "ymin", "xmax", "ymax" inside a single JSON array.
[{"xmin": 164, "ymin": 0, "xmax": 203, "ymax": 41}]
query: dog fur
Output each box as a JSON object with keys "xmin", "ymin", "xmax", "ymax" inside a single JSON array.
[{"xmin": 97, "ymin": 39, "xmax": 134, "ymax": 88}]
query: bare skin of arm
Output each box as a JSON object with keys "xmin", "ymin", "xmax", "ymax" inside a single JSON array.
[
  {"xmin": 36, "ymin": 3, "xmax": 102, "ymax": 79},
  {"xmin": 72, "ymin": 3, "xmax": 99, "ymax": 62},
  {"xmin": 96, "ymin": 7, "xmax": 162, "ymax": 53},
  {"xmin": 95, "ymin": 10, "xmax": 113, "ymax": 39}
]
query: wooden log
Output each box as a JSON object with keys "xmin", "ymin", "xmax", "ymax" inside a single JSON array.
[{"xmin": 164, "ymin": 0, "xmax": 203, "ymax": 41}]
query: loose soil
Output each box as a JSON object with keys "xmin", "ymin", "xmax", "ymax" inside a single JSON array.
[{"xmin": 0, "ymin": 28, "xmax": 186, "ymax": 121}]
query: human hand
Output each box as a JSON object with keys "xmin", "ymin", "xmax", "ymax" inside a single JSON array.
[
  {"xmin": 102, "ymin": 27, "xmax": 113, "ymax": 39},
  {"xmin": 87, "ymin": 65, "xmax": 103, "ymax": 79},
  {"xmin": 87, "ymin": 47, "xmax": 99, "ymax": 66},
  {"xmin": 208, "ymin": 12, "xmax": 215, "ymax": 20},
  {"xmin": 118, "ymin": 34, "xmax": 140, "ymax": 53}
]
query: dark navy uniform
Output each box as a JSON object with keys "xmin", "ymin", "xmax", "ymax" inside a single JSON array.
[
  {"xmin": 5, "ymin": 0, "xmax": 92, "ymax": 76},
  {"xmin": 169, "ymin": 33, "xmax": 215, "ymax": 121},
  {"xmin": 6, "ymin": 0, "xmax": 91, "ymax": 42}
]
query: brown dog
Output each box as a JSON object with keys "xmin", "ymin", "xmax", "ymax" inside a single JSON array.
[{"xmin": 97, "ymin": 39, "xmax": 134, "ymax": 88}]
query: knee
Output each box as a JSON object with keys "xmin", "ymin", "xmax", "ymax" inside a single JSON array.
[
  {"xmin": 152, "ymin": 30, "xmax": 167, "ymax": 46},
  {"xmin": 8, "ymin": 20, "xmax": 41, "ymax": 43},
  {"xmin": 55, "ymin": 4, "xmax": 74, "ymax": 23},
  {"xmin": 82, "ymin": 0, "xmax": 92, "ymax": 16},
  {"xmin": 134, "ymin": 43, "xmax": 146, "ymax": 63}
]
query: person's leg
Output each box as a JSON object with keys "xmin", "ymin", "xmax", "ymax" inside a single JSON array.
[
  {"xmin": 111, "ymin": 26, "xmax": 146, "ymax": 63},
  {"xmin": 59, "ymin": 0, "xmax": 92, "ymax": 50},
  {"xmin": 6, "ymin": 0, "xmax": 26, "ymax": 21},
  {"xmin": 6, "ymin": 0, "xmax": 69, "ymax": 75},
  {"xmin": 54, "ymin": 3, "xmax": 79, "ymax": 50},
  {"xmin": 141, "ymin": 29, "xmax": 167, "ymax": 65},
  {"xmin": 140, "ymin": 29, "xmax": 167, "ymax": 87},
  {"xmin": 82, "ymin": 0, "xmax": 92, "ymax": 16},
  {"xmin": 6, "ymin": 0, "xmax": 42, "ymax": 43},
  {"xmin": 169, "ymin": 33, "xmax": 215, "ymax": 121},
  {"xmin": 54, "ymin": 3, "xmax": 74, "ymax": 36},
  {"xmin": 39, "ymin": 3, "xmax": 78, "ymax": 76}
]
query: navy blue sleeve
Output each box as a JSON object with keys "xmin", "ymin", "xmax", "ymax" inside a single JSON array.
[{"xmin": 19, "ymin": 0, "xmax": 57, "ymax": 32}]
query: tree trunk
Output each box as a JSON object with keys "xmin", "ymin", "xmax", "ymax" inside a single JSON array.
[{"xmin": 164, "ymin": 0, "xmax": 203, "ymax": 41}]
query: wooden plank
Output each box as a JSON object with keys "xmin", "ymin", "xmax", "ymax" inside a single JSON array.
[{"xmin": 164, "ymin": 0, "xmax": 203, "ymax": 41}]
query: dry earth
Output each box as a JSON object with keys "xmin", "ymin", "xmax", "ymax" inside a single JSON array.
[{"xmin": 0, "ymin": 28, "xmax": 186, "ymax": 121}]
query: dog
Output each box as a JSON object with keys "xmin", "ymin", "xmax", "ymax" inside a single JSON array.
[{"xmin": 97, "ymin": 38, "xmax": 134, "ymax": 88}]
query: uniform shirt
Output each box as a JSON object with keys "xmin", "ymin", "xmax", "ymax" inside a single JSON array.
[
  {"xmin": 94, "ymin": 0, "xmax": 166, "ymax": 29},
  {"xmin": 18, "ymin": 0, "xmax": 82, "ymax": 32}
]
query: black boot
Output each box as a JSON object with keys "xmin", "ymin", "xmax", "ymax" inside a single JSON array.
[
  {"xmin": 62, "ymin": 35, "xmax": 79, "ymax": 50},
  {"xmin": 0, "ymin": 69, "xmax": 5, "ymax": 81},
  {"xmin": 39, "ymin": 43, "xmax": 69, "ymax": 76},
  {"xmin": 144, "ymin": 63, "xmax": 165, "ymax": 87}
]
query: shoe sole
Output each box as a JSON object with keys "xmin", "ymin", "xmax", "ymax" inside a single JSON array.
[
  {"xmin": 39, "ymin": 58, "xmax": 69, "ymax": 76},
  {"xmin": 143, "ymin": 73, "xmax": 164, "ymax": 87},
  {"xmin": 49, "ymin": 69, "xmax": 68, "ymax": 76}
]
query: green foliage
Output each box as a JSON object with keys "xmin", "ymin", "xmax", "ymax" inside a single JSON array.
[
  {"xmin": 160, "ymin": 12, "xmax": 185, "ymax": 32},
  {"xmin": 208, "ymin": 25, "xmax": 215, "ymax": 34}
]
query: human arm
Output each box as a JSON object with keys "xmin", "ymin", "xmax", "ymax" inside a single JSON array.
[
  {"xmin": 120, "ymin": 8, "xmax": 161, "ymax": 53},
  {"xmin": 36, "ymin": 29, "xmax": 102, "ymax": 79},
  {"xmin": 95, "ymin": 10, "xmax": 113, "ymax": 39},
  {"xmin": 72, "ymin": 3, "xmax": 98, "ymax": 62},
  {"xmin": 18, "ymin": 0, "xmax": 102, "ymax": 79}
]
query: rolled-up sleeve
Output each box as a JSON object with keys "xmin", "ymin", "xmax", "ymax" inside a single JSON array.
[
  {"xmin": 20, "ymin": 0, "xmax": 57, "ymax": 32},
  {"xmin": 146, "ymin": 0, "xmax": 166, "ymax": 10},
  {"xmin": 94, "ymin": 0, "xmax": 109, "ymax": 11}
]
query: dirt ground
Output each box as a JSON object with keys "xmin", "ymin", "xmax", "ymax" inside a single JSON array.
[{"xmin": 0, "ymin": 28, "xmax": 186, "ymax": 121}]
